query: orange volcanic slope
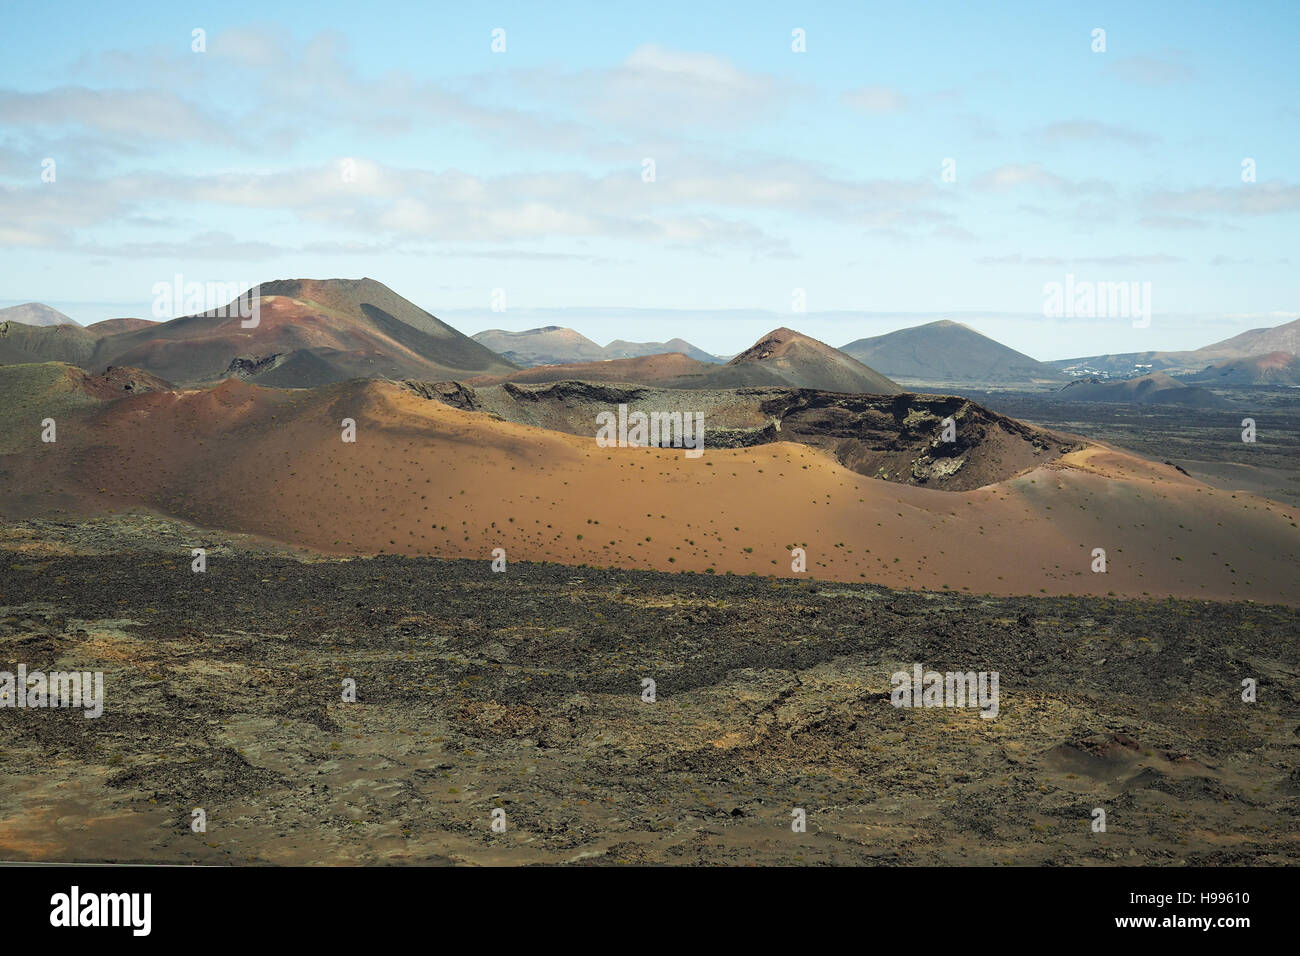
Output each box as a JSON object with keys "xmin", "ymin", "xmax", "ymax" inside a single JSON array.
[{"xmin": 12, "ymin": 378, "xmax": 1299, "ymax": 603}]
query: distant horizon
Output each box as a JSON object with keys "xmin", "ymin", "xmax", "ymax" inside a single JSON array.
[{"xmin": 3, "ymin": 291, "xmax": 1293, "ymax": 363}]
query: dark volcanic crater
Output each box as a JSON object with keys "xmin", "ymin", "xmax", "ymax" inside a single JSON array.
[{"xmin": 403, "ymin": 379, "xmax": 1083, "ymax": 491}]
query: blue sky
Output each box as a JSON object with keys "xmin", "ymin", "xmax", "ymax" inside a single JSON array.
[{"xmin": 1, "ymin": 0, "xmax": 1296, "ymax": 358}]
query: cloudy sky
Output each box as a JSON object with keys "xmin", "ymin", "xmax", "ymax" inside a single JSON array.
[{"xmin": 1, "ymin": 0, "xmax": 1296, "ymax": 357}]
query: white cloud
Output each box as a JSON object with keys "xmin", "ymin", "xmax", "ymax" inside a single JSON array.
[
  {"xmin": 842, "ymin": 86, "xmax": 908, "ymax": 114},
  {"xmin": 559, "ymin": 44, "xmax": 792, "ymax": 133},
  {"xmin": 1144, "ymin": 184, "xmax": 1300, "ymax": 216},
  {"xmin": 74, "ymin": 231, "xmax": 285, "ymax": 260},
  {"xmin": 1038, "ymin": 121, "xmax": 1157, "ymax": 148},
  {"xmin": 0, "ymin": 87, "xmax": 225, "ymax": 142},
  {"xmin": 973, "ymin": 163, "xmax": 1113, "ymax": 196},
  {"xmin": 0, "ymin": 153, "xmax": 952, "ymax": 255}
]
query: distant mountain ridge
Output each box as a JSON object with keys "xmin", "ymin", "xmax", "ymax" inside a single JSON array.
[
  {"xmin": 1184, "ymin": 351, "xmax": 1300, "ymax": 386},
  {"xmin": 603, "ymin": 337, "xmax": 721, "ymax": 364},
  {"xmin": 1198, "ymin": 318, "xmax": 1300, "ymax": 361},
  {"xmin": 472, "ymin": 326, "xmax": 608, "ymax": 366},
  {"xmin": 472, "ymin": 326, "xmax": 722, "ymax": 366},
  {"xmin": 841, "ymin": 320, "xmax": 1064, "ymax": 385},
  {"xmin": 1054, "ymin": 316, "xmax": 1300, "ymax": 376},
  {"xmin": 11, "ymin": 289, "xmax": 1295, "ymax": 393},
  {"xmin": 0, "ymin": 302, "xmax": 79, "ymax": 327},
  {"xmin": 467, "ymin": 327, "xmax": 901, "ymax": 394}
]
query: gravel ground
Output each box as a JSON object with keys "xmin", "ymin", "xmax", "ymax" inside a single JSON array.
[{"xmin": 0, "ymin": 514, "xmax": 1296, "ymax": 866}]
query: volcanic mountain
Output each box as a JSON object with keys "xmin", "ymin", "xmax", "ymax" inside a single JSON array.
[
  {"xmin": 711, "ymin": 327, "xmax": 901, "ymax": 393},
  {"xmin": 1055, "ymin": 371, "xmax": 1228, "ymax": 408},
  {"xmin": 1184, "ymin": 351, "xmax": 1300, "ymax": 386},
  {"xmin": 841, "ymin": 320, "xmax": 1065, "ymax": 386},
  {"xmin": 469, "ymin": 328, "xmax": 900, "ymax": 394},
  {"xmin": 2, "ymin": 363, "xmax": 1295, "ymax": 604},
  {"xmin": 1054, "ymin": 316, "xmax": 1300, "ymax": 376},
  {"xmin": 603, "ymin": 337, "xmax": 721, "ymax": 363},
  {"xmin": 0, "ymin": 318, "xmax": 99, "ymax": 366},
  {"xmin": 0, "ymin": 303, "xmax": 79, "ymax": 327},
  {"xmin": 77, "ymin": 278, "xmax": 516, "ymax": 387},
  {"xmin": 472, "ymin": 327, "xmax": 721, "ymax": 367},
  {"xmin": 1196, "ymin": 317, "xmax": 1300, "ymax": 362},
  {"xmin": 471, "ymin": 326, "xmax": 607, "ymax": 367},
  {"xmin": 85, "ymin": 317, "xmax": 157, "ymax": 337}
]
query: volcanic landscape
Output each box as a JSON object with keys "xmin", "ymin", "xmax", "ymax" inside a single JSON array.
[{"xmin": 0, "ymin": 279, "xmax": 1296, "ymax": 865}]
